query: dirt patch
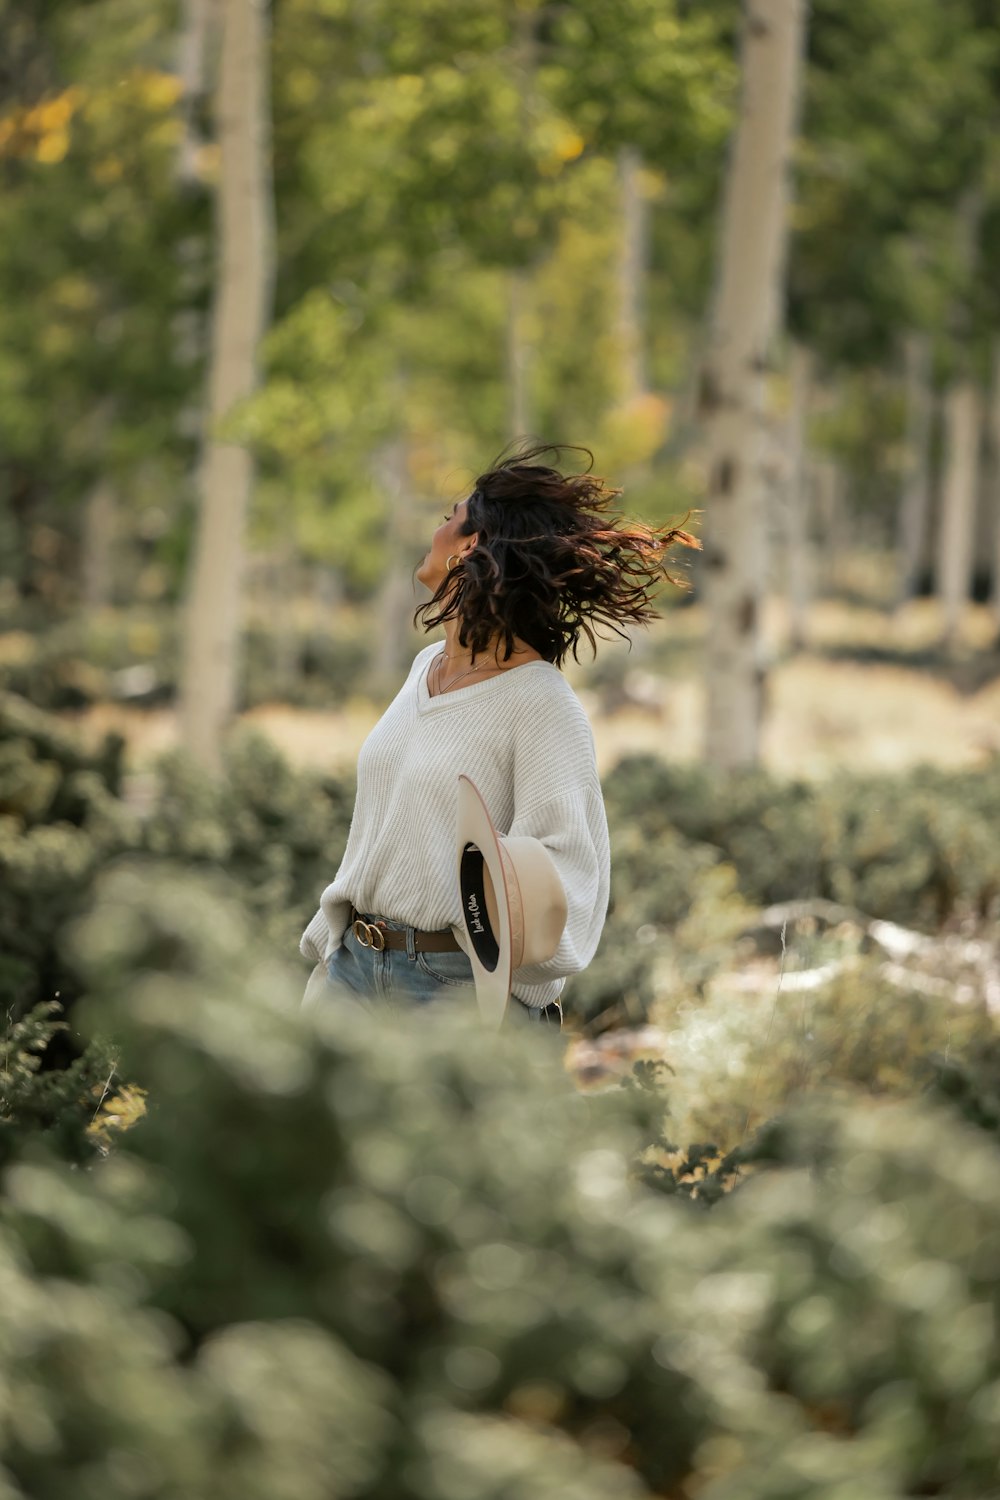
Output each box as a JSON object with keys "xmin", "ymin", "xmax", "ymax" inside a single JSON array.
[{"xmin": 62, "ymin": 648, "xmax": 1000, "ymax": 784}]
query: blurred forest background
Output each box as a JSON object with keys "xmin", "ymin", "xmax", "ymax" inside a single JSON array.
[
  {"xmin": 5, "ymin": 3, "xmax": 1000, "ymax": 1496},
  {"xmin": 5, "ymin": 0, "xmax": 1000, "ymax": 776}
]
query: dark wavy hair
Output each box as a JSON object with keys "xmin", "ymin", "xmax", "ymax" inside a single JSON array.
[{"xmin": 412, "ymin": 443, "xmax": 701, "ymax": 668}]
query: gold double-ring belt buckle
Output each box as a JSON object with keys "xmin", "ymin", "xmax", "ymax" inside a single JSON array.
[{"xmin": 352, "ymin": 917, "xmax": 386, "ymax": 951}]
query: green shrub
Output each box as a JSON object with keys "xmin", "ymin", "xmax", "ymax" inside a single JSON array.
[
  {"xmin": 603, "ymin": 753, "xmax": 1000, "ymax": 930},
  {"xmin": 141, "ymin": 730, "xmax": 355, "ymax": 954},
  {"xmin": 695, "ymin": 1092, "xmax": 1000, "ymax": 1496},
  {"xmin": 648, "ymin": 958, "xmax": 1000, "ymax": 1158},
  {"xmin": 0, "ymin": 1000, "xmax": 121, "ymax": 1169},
  {"xmin": 924, "ymin": 1031, "xmax": 1000, "ymax": 1145},
  {"xmin": 0, "ymin": 694, "xmax": 353, "ymax": 1025},
  {"xmin": 586, "ymin": 754, "xmax": 1000, "ymax": 1030},
  {"xmin": 2, "ymin": 864, "xmax": 717, "ymax": 1497},
  {"xmin": 0, "ymin": 691, "xmax": 135, "ymax": 1028},
  {"xmin": 0, "ymin": 608, "xmax": 375, "ymax": 711},
  {"xmin": 3, "ymin": 864, "xmax": 1000, "ymax": 1496}
]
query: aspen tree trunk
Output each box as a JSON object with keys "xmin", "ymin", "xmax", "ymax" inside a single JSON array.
[
  {"xmin": 371, "ymin": 417, "xmax": 420, "ymax": 692},
  {"xmin": 895, "ymin": 330, "xmax": 934, "ymax": 605},
  {"xmin": 179, "ymin": 0, "xmax": 274, "ymax": 770},
  {"xmin": 936, "ymin": 382, "xmax": 983, "ymax": 648},
  {"xmin": 759, "ymin": 403, "xmax": 788, "ymax": 597},
  {"xmin": 270, "ymin": 543, "xmax": 300, "ymax": 687},
  {"xmin": 310, "ymin": 563, "xmax": 344, "ymax": 648},
  {"xmin": 989, "ymin": 338, "xmax": 1000, "ymax": 630},
  {"xmin": 81, "ymin": 477, "xmax": 117, "ymax": 610},
  {"xmin": 176, "ymin": 0, "xmax": 214, "ymax": 185},
  {"xmin": 174, "ymin": 0, "xmax": 214, "ymax": 431},
  {"xmin": 972, "ymin": 379, "xmax": 994, "ymax": 581},
  {"xmin": 616, "ymin": 145, "xmax": 648, "ymax": 403},
  {"xmin": 784, "ymin": 339, "xmax": 813, "ymax": 649},
  {"xmin": 813, "ymin": 455, "xmax": 845, "ymax": 592},
  {"xmin": 698, "ymin": 0, "xmax": 808, "ymax": 769},
  {"xmin": 80, "ymin": 401, "xmax": 117, "ymax": 610},
  {"xmin": 935, "ymin": 186, "xmax": 983, "ymax": 651}
]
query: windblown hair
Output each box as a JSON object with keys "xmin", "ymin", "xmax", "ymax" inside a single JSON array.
[{"xmin": 412, "ymin": 443, "xmax": 701, "ymax": 668}]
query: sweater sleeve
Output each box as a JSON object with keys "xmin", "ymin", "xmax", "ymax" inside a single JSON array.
[
  {"xmin": 300, "ymin": 906, "xmax": 330, "ymax": 964},
  {"xmin": 505, "ymin": 682, "xmax": 610, "ymax": 999},
  {"xmin": 505, "ymin": 783, "xmax": 611, "ymax": 995}
]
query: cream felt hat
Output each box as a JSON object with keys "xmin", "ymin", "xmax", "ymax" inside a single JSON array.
[{"xmin": 456, "ymin": 773, "xmax": 568, "ymax": 1027}]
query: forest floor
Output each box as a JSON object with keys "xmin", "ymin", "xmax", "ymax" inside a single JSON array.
[{"xmin": 66, "ymin": 595, "xmax": 1000, "ymax": 783}]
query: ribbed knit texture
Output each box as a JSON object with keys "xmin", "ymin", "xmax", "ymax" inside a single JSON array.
[{"xmin": 299, "ymin": 640, "xmax": 611, "ymax": 1007}]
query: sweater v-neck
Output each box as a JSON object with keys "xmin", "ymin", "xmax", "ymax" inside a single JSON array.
[{"xmin": 416, "ymin": 645, "xmax": 557, "ymax": 713}]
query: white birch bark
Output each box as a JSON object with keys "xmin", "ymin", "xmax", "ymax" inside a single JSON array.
[
  {"xmin": 759, "ymin": 401, "xmax": 788, "ymax": 598},
  {"xmin": 895, "ymin": 330, "xmax": 934, "ymax": 605},
  {"xmin": 311, "ymin": 563, "xmax": 344, "ymax": 624},
  {"xmin": 935, "ymin": 186, "xmax": 983, "ymax": 649},
  {"xmin": 80, "ymin": 400, "xmax": 117, "ymax": 610},
  {"xmin": 812, "ymin": 455, "xmax": 845, "ymax": 593},
  {"xmin": 698, "ymin": 0, "xmax": 808, "ymax": 769},
  {"xmin": 616, "ymin": 145, "xmax": 648, "ymax": 403},
  {"xmin": 371, "ymin": 429, "xmax": 420, "ymax": 691},
  {"xmin": 989, "ymin": 338, "xmax": 1000, "ymax": 628},
  {"xmin": 81, "ymin": 476, "xmax": 117, "ymax": 610},
  {"xmin": 270, "ymin": 543, "xmax": 300, "ymax": 687},
  {"xmin": 176, "ymin": 0, "xmax": 215, "ymax": 186},
  {"xmin": 179, "ymin": 0, "xmax": 274, "ymax": 770},
  {"xmin": 936, "ymin": 381, "xmax": 983, "ymax": 648},
  {"xmin": 783, "ymin": 339, "xmax": 813, "ymax": 649}
]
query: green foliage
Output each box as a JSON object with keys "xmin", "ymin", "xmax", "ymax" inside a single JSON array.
[
  {"xmin": 0, "ymin": 608, "xmax": 374, "ymax": 711},
  {"xmin": 697, "ymin": 1093, "xmax": 1000, "ymax": 1496},
  {"xmin": 3, "ymin": 863, "xmax": 1000, "ymax": 1496},
  {"xmin": 143, "ymin": 730, "xmax": 355, "ymax": 954},
  {"xmin": 43, "ymin": 864, "xmax": 712, "ymax": 1497},
  {"xmin": 0, "ymin": 691, "xmax": 353, "ymax": 1026},
  {"xmin": 5, "ymin": 0, "xmax": 1000, "ymax": 610},
  {"xmin": 0, "ymin": 690, "xmax": 134, "ymax": 1028},
  {"xmin": 0, "ymin": 1, "xmax": 204, "ymax": 602},
  {"xmin": 650, "ymin": 957, "xmax": 1000, "ymax": 1157},
  {"xmin": 795, "ymin": 0, "xmax": 1000, "ymax": 370},
  {"xmin": 0, "ymin": 688, "xmax": 124, "ymax": 813},
  {"xmin": 0, "ymin": 999, "xmax": 119, "ymax": 1169},
  {"xmin": 602, "ymin": 753, "xmax": 1000, "ymax": 929},
  {"xmin": 924, "ymin": 1030, "xmax": 1000, "ymax": 1145}
]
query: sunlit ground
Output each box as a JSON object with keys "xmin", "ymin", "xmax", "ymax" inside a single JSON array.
[{"xmin": 64, "ymin": 593, "xmax": 1000, "ymax": 786}]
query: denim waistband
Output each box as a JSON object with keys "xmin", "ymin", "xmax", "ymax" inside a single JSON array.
[{"xmin": 349, "ymin": 905, "xmax": 561, "ymax": 1026}]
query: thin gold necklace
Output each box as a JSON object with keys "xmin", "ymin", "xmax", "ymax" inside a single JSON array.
[{"xmin": 432, "ymin": 648, "xmax": 518, "ymax": 695}]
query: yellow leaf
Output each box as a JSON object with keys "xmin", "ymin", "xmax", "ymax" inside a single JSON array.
[
  {"xmin": 92, "ymin": 155, "xmax": 124, "ymax": 184},
  {"xmin": 35, "ymin": 129, "xmax": 70, "ymax": 164},
  {"xmin": 135, "ymin": 68, "xmax": 184, "ymax": 111},
  {"xmin": 554, "ymin": 127, "xmax": 585, "ymax": 163}
]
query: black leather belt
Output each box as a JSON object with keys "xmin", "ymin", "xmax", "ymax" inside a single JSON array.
[{"xmin": 349, "ymin": 904, "xmax": 463, "ymax": 954}]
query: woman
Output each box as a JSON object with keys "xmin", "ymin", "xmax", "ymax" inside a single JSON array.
[{"xmin": 300, "ymin": 444, "xmax": 696, "ymax": 1023}]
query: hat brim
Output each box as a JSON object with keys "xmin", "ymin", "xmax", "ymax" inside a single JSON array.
[{"xmin": 456, "ymin": 773, "xmax": 515, "ymax": 1028}]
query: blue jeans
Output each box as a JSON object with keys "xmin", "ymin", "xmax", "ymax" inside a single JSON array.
[{"xmin": 322, "ymin": 910, "xmax": 561, "ymax": 1026}]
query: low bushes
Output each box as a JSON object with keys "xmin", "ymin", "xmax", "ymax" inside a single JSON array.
[
  {"xmin": 0, "ymin": 608, "xmax": 374, "ymax": 712},
  {"xmin": 602, "ymin": 753, "xmax": 1000, "ymax": 929},
  {"xmin": 3, "ymin": 691, "xmax": 1000, "ymax": 1494},
  {"xmin": 0, "ymin": 691, "xmax": 353, "ymax": 1024},
  {"xmin": 564, "ymin": 752, "xmax": 1000, "ymax": 1036},
  {"xmin": 3, "ymin": 865, "xmax": 1000, "ymax": 1497}
]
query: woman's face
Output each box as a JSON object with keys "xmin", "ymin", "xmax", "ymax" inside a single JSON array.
[{"xmin": 416, "ymin": 497, "xmax": 478, "ymax": 591}]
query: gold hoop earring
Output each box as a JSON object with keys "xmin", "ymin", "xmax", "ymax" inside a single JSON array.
[{"xmin": 446, "ymin": 553, "xmax": 463, "ymax": 571}]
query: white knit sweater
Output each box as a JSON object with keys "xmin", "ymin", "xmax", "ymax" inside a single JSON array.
[{"xmin": 299, "ymin": 639, "xmax": 611, "ymax": 1007}]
